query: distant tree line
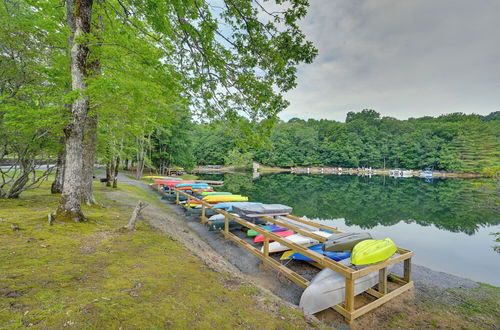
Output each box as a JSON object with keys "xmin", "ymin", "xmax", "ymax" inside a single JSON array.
[{"xmin": 191, "ymin": 110, "xmax": 500, "ymax": 173}]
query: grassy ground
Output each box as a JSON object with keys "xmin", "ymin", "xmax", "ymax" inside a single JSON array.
[{"xmin": 0, "ymin": 182, "xmax": 318, "ymax": 329}]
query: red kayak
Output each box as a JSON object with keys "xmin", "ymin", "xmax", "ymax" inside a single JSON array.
[{"xmin": 254, "ymin": 230, "xmax": 295, "ymax": 243}]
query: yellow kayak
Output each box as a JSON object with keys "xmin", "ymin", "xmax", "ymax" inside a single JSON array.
[
  {"xmin": 202, "ymin": 195, "xmax": 249, "ymax": 203},
  {"xmin": 143, "ymin": 176, "xmax": 169, "ymax": 180},
  {"xmin": 351, "ymin": 238, "xmax": 397, "ymax": 265}
]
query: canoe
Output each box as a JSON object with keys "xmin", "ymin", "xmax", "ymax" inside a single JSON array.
[
  {"xmin": 281, "ymin": 244, "xmax": 350, "ymax": 262},
  {"xmin": 232, "ymin": 204, "xmax": 292, "ymax": 217},
  {"xmin": 165, "ymin": 181, "xmax": 194, "ymax": 187},
  {"xmin": 323, "ymin": 232, "xmax": 372, "ymax": 252},
  {"xmin": 262, "ymin": 231, "xmax": 332, "ymax": 254},
  {"xmin": 253, "ymin": 230, "xmax": 295, "ymax": 243},
  {"xmin": 176, "ymin": 183, "xmax": 208, "ymax": 188},
  {"xmin": 200, "ymin": 192, "xmax": 233, "ymax": 196},
  {"xmin": 202, "ymin": 195, "xmax": 249, "ymax": 203},
  {"xmin": 247, "ymin": 224, "xmax": 288, "ymax": 237},
  {"xmin": 351, "ymin": 238, "xmax": 397, "ymax": 265},
  {"xmin": 299, "ymin": 258, "xmax": 395, "ymax": 314},
  {"xmin": 212, "ymin": 202, "xmax": 263, "ymax": 212},
  {"xmin": 208, "ymin": 216, "xmax": 266, "ymax": 231}
]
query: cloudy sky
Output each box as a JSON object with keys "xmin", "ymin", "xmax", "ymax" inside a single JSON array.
[{"xmin": 279, "ymin": 0, "xmax": 500, "ymax": 122}]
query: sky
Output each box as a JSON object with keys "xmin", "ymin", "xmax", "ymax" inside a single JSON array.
[{"xmin": 279, "ymin": 0, "xmax": 500, "ymax": 122}]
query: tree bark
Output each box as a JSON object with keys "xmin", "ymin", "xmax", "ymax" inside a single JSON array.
[
  {"xmin": 55, "ymin": 0, "xmax": 94, "ymax": 222},
  {"xmin": 125, "ymin": 201, "xmax": 148, "ymax": 230},
  {"xmin": 112, "ymin": 156, "xmax": 119, "ymax": 188},
  {"xmin": 51, "ymin": 148, "xmax": 65, "ymax": 194},
  {"xmin": 106, "ymin": 162, "xmax": 112, "ymax": 187},
  {"xmin": 82, "ymin": 115, "xmax": 97, "ymax": 205}
]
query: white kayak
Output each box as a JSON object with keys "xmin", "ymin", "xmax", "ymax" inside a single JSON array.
[
  {"xmin": 261, "ymin": 231, "xmax": 332, "ymax": 253},
  {"xmin": 299, "ymin": 257, "xmax": 394, "ymax": 314}
]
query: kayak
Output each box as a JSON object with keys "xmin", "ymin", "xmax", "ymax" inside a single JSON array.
[
  {"xmin": 280, "ymin": 244, "xmax": 350, "ymax": 262},
  {"xmin": 202, "ymin": 195, "xmax": 249, "ymax": 203},
  {"xmin": 299, "ymin": 257, "xmax": 395, "ymax": 314},
  {"xmin": 351, "ymin": 238, "xmax": 397, "ymax": 265},
  {"xmin": 253, "ymin": 230, "xmax": 295, "ymax": 243},
  {"xmin": 176, "ymin": 183, "xmax": 209, "ymax": 188},
  {"xmin": 212, "ymin": 202, "xmax": 263, "ymax": 212},
  {"xmin": 208, "ymin": 217, "xmax": 266, "ymax": 231},
  {"xmin": 200, "ymin": 192, "xmax": 233, "ymax": 196},
  {"xmin": 247, "ymin": 224, "xmax": 288, "ymax": 237},
  {"xmin": 232, "ymin": 204, "xmax": 292, "ymax": 217},
  {"xmin": 262, "ymin": 231, "xmax": 332, "ymax": 254},
  {"xmin": 323, "ymin": 232, "xmax": 372, "ymax": 252}
]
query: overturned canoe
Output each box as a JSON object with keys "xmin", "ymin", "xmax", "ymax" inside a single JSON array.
[
  {"xmin": 323, "ymin": 232, "xmax": 372, "ymax": 252},
  {"xmin": 247, "ymin": 224, "xmax": 288, "ymax": 237},
  {"xmin": 200, "ymin": 192, "xmax": 233, "ymax": 196},
  {"xmin": 212, "ymin": 202, "xmax": 262, "ymax": 212},
  {"xmin": 253, "ymin": 230, "xmax": 294, "ymax": 243},
  {"xmin": 202, "ymin": 195, "xmax": 249, "ymax": 203},
  {"xmin": 351, "ymin": 238, "xmax": 397, "ymax": 265},
  {"xmin": 262, "ymin": 231, "xmax": 332, "ymax": 254},
  {"xmin": 299, "ymin": 258, "xmax": 394, "ymax": 314},
  {"xmin": 176, "ymin": 182, "xmax": 208, "ymax": 188},
  {"xmin": 281, "ymin": 244, "xmax": 350, "ymax": 262},
  {"xmin": 208, "ymin": 216, "xmax": 266, "ymax": 231},
  {"xmin": 232, "ymin": 204, "xmax": 292, "ymax": 217}
]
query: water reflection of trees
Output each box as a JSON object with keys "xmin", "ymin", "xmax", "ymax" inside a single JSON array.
[{"xmin": 215, "ymin": 174, "xmax": 499, "ymax": 235}]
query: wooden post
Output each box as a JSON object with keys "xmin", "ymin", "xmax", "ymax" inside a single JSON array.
[
  {"xmin": 378, "ymin": 267, "xmax": 387, "ymax": 294},
  {"xmin": 263, "ymin": 234, "xmax": 269, "ymax": 257},
  {"xmin": 345, "ymin": 277, "xmax": 355, "ymax": 313},
  {"xmin": 404, "ymin": 258, "xmax": 412, "ymax": 282},
  {"xmin": 224, "ymin": 215, "xmax": 229, "ymax": 233},
  {"xmin": 201, "ymin": 204, "xmax": 206, "ymax": 220},
  {"xmin": 157, "ymin": 184, "xmax": 160, "ymax": 192},
  {"xmin": 176, "ymin": 191, "xmax": 179, "ymax": 204}
]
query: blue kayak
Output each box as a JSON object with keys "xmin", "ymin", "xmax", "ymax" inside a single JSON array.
[{"xmin": 284, "ymin": 244, "xmax": 350, "ymax": 262}]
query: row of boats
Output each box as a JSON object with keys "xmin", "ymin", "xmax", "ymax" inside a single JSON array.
[{"xmin": 148, "ymin": 176, "xmax": 400, "ymax": 315}]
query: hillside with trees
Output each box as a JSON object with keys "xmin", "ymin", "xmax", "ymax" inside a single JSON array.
[{"xmin": 191, "ymin": 110, "xmax": 500, "ymax": 174}]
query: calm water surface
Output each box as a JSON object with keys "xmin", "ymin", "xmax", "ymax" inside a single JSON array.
[{"xmin": 199, "ymin": 173, "xmax": 500, "ymax": 286}]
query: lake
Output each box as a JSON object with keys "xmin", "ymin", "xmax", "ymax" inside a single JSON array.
[{"xmin": 197, "ymin": 173, "xmax": 500, "ymax": 286}]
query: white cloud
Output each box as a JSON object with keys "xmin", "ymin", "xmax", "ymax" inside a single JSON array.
[{"xmin": 280, "ymin": 0, "xmax": 500, "ymax": 121}]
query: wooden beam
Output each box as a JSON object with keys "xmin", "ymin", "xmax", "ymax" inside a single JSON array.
[
  {"xmin": 349, "ymin": 282, "xmax": 414, "ymax": 320},
  {"xmin": 284, "ymin": 214, "xmax": 342, "ymax": 233},
  {"xmin": 351, "ymin": 251, "xmax": 413, "ymax": 279},
  {"xmin": 345, "ymin": 278, "xmax": 355, "ymax": 312},
  {"xmin": 221, "ymin": 231, "xmax": 309, "ymax": 288},
  {"xmin": 378, "ymin": 267, "xmax": 388, "ymax": 294},
  {"xmin": 261, "ymin": 216, "xmax": 328, "ymax": 242},
  {"xmin": 404, "ymin": 258, "xmax": 412, "ymax": 282}
]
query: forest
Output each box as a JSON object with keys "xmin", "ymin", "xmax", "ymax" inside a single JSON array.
[
  {"xmin": 0, "ymin": 0, "xmax": 316, "ymax": 214},
  {"xmin": 191, "ymin": 110, "xmax": 500, "ymax": 173}
]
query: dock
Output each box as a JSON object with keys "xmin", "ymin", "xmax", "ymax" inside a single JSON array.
[{"xmin": 153, "ymin": 181, "xmax": 414, "ymax": 323}]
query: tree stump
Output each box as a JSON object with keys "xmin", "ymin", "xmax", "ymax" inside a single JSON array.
[{"xmin": 126, "ymin": 201, "xmax": 148, "ymax": 230}]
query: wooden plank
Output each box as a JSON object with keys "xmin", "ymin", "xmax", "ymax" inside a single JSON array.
[
  {"xmin": 378, "ymin": 267, "xmax": 387, "ymax": 294},
  {"xmin": 366, "ymin": 288, "xmax": 384, "ymax": 299},
  {"xmin": 261, "ymin": 216, "xmax": 328, "ymax": 242},
  {"xmin": 263, "ymin": 234, "xmax": 269, "ymax": 257},
  {"xmin": 222, "ymin": 231, "xmax": 309, "ymax": 288},
  {"xmin": 284, "ymin": 214, "xmax": 342, "ymax": 233},
  {"xmin": 345, "ymin": 278, "xmax": 355, "ymax": 312},
  {"xmin": 217, "ymin": 210, "xmax": 354, "ymax": 278},
  {"xmin": 349, "ymin": 282, "xmax": 414, "ymax": 320},
  {"xmin": 404, "ymin": 258, "xmax": 412, "ymax": 282},
  {"xmin": 351, "ymin": 251, "xmax": 413, "ymax": 279}
]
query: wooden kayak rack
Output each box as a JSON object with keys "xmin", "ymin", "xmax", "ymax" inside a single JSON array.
[{"xmin": 154, "ymin": 183, "xmax": 414, "ymax": 323}]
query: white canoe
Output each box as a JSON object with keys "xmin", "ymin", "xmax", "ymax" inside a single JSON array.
[
  {"xmin": 261, "ymin": 231, "xmax": 332, "ymax": 253},
  {"xmin": 299, "ymin": 258, "xmax": 394, "ymax": 314}
]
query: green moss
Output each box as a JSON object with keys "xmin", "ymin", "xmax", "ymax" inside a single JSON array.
[{"xmin": 0, "ymin": 182, "xmax": 314, "ymax": 329}]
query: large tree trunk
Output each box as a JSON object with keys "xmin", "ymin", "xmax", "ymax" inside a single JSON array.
[
  {"xmin": 82, "ymin": 116, "xmax": 97, "ymax": 205},
  {"xmin": 106, "ymin": 161, "xmax": 112, "ymax": 187},
  {"xmin": 51, "ymin": 147, "xmax": 65, "ymax": 194},
  {"xmin": 112, "ymin": 156, "xmax": 119, "ymax": 188},
  {"xmin": 55, "ymin": 0, "xmax": 94, "ymax": 222}
]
